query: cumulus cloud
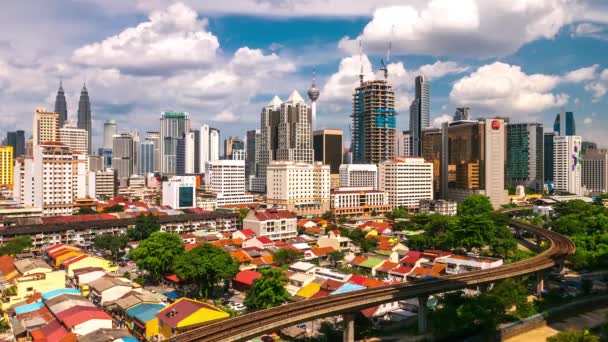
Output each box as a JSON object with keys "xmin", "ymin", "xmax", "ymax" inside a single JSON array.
[
  {"xmin": 571, "ymin": 22, "xmax": 608, "ymax": 40},
  {"xmin": 450, "ymin": 62, "xmax": 568, "ymax": 117},
  {"xmin": 339, "ymin": 0, "xmax": 573, "ymax": 58},
  {"xmin": 584, "ymin": 117, "xmax": 592, "ymax": 124},
  {"xmin": 431, "ymin": 114, "xmax": 452, "ymax": 128},
  {"xmin": 212, "ymin": 110, "xmax": 240, "ymax": 122},
  {"xmin": 563, "ymin": 64, "xmax": 598, "ymax": 82},
  {"xmin": 585, "ymin": 82, "xmax": 607, "ymax": 102},
  {"xmin": 72, "ymin": 3, "xmax": 220, "ymax": 75}
]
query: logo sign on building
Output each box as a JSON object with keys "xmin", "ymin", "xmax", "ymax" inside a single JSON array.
[{"xmin": 491, "ymin": 120, "xmax": 500, "ymax": 130}]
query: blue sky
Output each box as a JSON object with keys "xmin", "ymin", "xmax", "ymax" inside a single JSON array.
[{"xmin": 1, "ymin": 0, "xmax": 607, "ymax": 150}]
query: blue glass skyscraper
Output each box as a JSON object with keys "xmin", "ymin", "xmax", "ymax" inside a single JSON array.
[{"xmin": 554, "ymin": 111, "xmax": 575, "ymax": 136}]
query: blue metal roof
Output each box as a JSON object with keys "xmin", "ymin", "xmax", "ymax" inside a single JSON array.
[
  {"xmin": 164, "ymin": 290, "xmax": 182, "ymax": 300},
  {"xmin": 126, "ymin": 303, "xmax": 165, "ymax": 323},
  {"xmin": 41, "ymin": 288, "xmax": 81, "ymax": 300},
  {"xmin": 330, "ymin": 283, "xmax": 366, "ymax": 295},
  {"xmin": 14, "ymin": 301, "xmax": 44, "ymax": 314}
]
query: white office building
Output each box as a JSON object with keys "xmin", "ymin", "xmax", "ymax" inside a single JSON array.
[
  {"xmin": 58, "ymin": 126, "xmax": 89, "ymax": 154},
  {"xmin": 379, "ymin": 157, "xmax": 433, "ymax": 209},
  {"xmin": 162, "ymin": 176, "xmax": 196, "ymax": 209},
  {"xmin": 339, "ymin": 164, "xmax": 378, "ymax": 190},
  {"xmin": 554, "ymin": 135, "xmax": 583, "ymax": 195},
  {"xmin": 582, "ymin": 149, "xmax": 608, "ymax": 195},
  {"xmin": 210, "ymin": 128, "xmax": 220, "ymax": 162},
  {"xmin": 266, "ymin": 161, "xmax": 330, "ymax": 216},
  {"xmin": 205, "ymin": 160, "xmax": 254, "ymax": 206},
  {"xmin": 331, "ymin": 187, "xmax": 391, "ymax": 217}
]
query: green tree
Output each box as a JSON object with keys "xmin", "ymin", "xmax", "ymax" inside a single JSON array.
[
  {"xmin": 102, "ymin": 204, "xmax": 124, "ymax": 213},
  {"xmin": 93, "ymin": 234, "xmax": 128, "ymax": 259},
  {"xmin": 273, "ymin": 249, "xmax": 304, "ymax": 266},
  {"xmin": 244, "ymin": 269, "xmax": 290, "ymax": 310},
  {"xmin": 327, "ymin": 250, "xmax": 344, "ymax": 266},
  {"xmin": 458, "ymin": 194, "xmax": 493, "ymax": 216},
  {"xmin": 76, "ymin": 207, "xmax": 98, "ymax": 215},
  {"xmin": 0, "ymin": 237, "xmax": 33, "ymax": 255},
  {"xmin": 129, "ymin": 232, "xmax": 184, "ymax": 280},
  {"xmin": 321, "ymin": 211, "xmax": 333, "ymax": 220},
  {"xmin": 174, "ymin": 244, "xmax": 239, "ymax": 298},
  {"xmin": 238, "ymin": 208, "xmax": 250, "ymax": 226},
  {"xmin": 128, "ymin": 213, "xmax": 160, "ymax": 240},
  {"xmin": 547, "ymin": 329, "xmax": 599, "ymax": 342},
  {"xmin": 122, "ymin": 271, "xmax": 131, "ymax": 280}
]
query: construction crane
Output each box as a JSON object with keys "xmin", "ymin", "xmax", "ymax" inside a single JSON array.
[{"xmin": 380, "ymin": 25, "xmax": 395, "ymax": 80}]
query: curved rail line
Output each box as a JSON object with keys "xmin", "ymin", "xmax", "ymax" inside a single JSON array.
[{"xmin": 176, "ymin": 208, "xmax": 575, "ymax": 342}]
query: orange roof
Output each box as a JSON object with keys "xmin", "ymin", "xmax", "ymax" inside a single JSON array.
[
  {"xmin": 0, "ymin": 255, "xmax": 16, "ymax": 278},
  {"xmin": 304, "ymin": 227, "xmax": 323, "ymax": 234},
  {"xmin": 230, "ymin": 250, "xmax": 253, "ymax": 263},
  {"xmin": 351, "ymin": 256, "xmax": 367, "ymax": 265},
  {"xmin": 377, "ymin": 241, "xmax": 397, "ymax": 251},
  {"xmin": 311, "ymin": 246, "xmax": 335, "ymax": 257},
  {"xmin": 376, "ymin": 261, "xmax": 399, "ymax": 272},
  {"xmin": 362, "ymin": 278, "xmax": 384, "ymax": 287},
  {"xmin": 297, "ymin": 220, "xmax": 313, "ymax": 227},
  {"xmin": 30, "ymin": 329, "xmax": 46, "ymax": 341},
  {"xmin": 60, "ymin": 333, "xmax": 78, "ymax": 342}
]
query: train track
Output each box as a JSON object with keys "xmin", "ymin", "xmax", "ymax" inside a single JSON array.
[{"xmin": 176, "ymin": 209, "xmax": 575, "ymax": 342}]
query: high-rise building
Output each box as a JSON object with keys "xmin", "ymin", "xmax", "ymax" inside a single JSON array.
[
  {"xmin": 6, "ymin": 130, "xmax": 25, "ymax": 158},
  {"xmin": 441, "ymin": 119, "xmax": 508, "ymax": 208},
  {"xmin": 245, "ymin": 129, "xmax": 259, "ymax": 186},
  {"xmin": 14, "ymin": 143, "xmax": 74, "ymax": 216},
  {"xmin": 582, "ymin": 149, "xmax": 608, "ymax": 195},
  {"xmin": 339, "ymin": 164, "xmax": 378, "ymax": 189},
  {"xmin": 209, "ymin": 128, "xmax": 220, "ymax": 162},
  {"xmin": 103, "ymin": 120, "xmax": 117, "ymax": 150},
  {"xmin": 453, "ymin": 107, "xmax": 470, "ymax": 121},
  {"xmin": 266, "ymin": 161, "xmax": 330, "ymax": 216},
  {"xmin": 112, "ymin": 133, "xmax": 137, "ymax": 180},
  {"xmin": 77, "ymin": 84, "xmax": 92, "ymax": 154},
  {"xmin": 544, "ymin": 132, "xmax": 556, "ymax": 183},
  {"xmin": 139, "ymin": 141, "xmax": 155, "ymax": 175},
  {"xmin": 554, "ymin": 111, "xmax": 575, "ymax": 136},
  {"xmin": 506, "ymin": 123, "xmax": 544, "ymax": 191},
  {"xmin": 378, "ymin": 157, "xmax": 433, "ymax": 209},
  {"xmin": 88, "ymin": 170, "xmax": 117, "ymax": 199},
  {"xmin": 0, "ymin": 146, "xmax": 13, "ymax": 188},
  {"xmin": 88, "ymin": 155, "xmax": 103, "ymax": 172},
  {"xmin": 422, "ymin": 128, "xmax": 442, "ymax": 196},
  {"xmin": 162, "ymin": 176, "xmax": 196, "ymax": 209},
  {"xmin": 251, "ymin": 93, "xmax": 313, "ymax": 192},
  {"xmin": 176, "ymin": 131, "xmax": 195, "ymax": 175},
  {"xmin": 204, "ymin": 160, "xmax": 254, "ymax": 206},
  {"xmin": 224, "ymin": 137, "xmax": 245, "ymax": 160},
  {"xmin": 58, "ymin": 126, "xmax": 89, "ymax": 154},
  {"xmin": 145, "ymin": 132, "xmax": 160, "ymax": 173},
  {"xmin": 32, "ymin": 107, "xmax": 59, "ymax": 149},
  {"xmin": 307, "ymin": 68, "xmax": 320, "ymax": 130},
  {"xmin": 409, "ymin": 76, "xmax": 430, "ymax": 157},
  {"xmin": 394, "ymin": 130, "xmax": 411, "ymax": 157},
  {"xmin": 72, "ymin": 153, "xmax": 89, "ymax": 199},
  {"xmin": 198, "ymin": 125, "xmax": 210, "ymax": 172},
  {"xmin": 554, "ymin": 135, "xmax": 583, "ymax": 195},
  {"xmin": 352, "ymin": 80, "xmax": 396, "ymax": 164},
  {"xmin": 313, "ymin": 129, "xmax": 343, "ymax": 174},
  {"xmin": 159, "ymin": 111, "xmax": 190, "ymax": 175},
  {"xmin": 582, "ymin": 141, "xmax": 598, "ymax": 155},
  {"xmin": 54, "ymin": 81, "xmax": 68, "ymax": 127}
]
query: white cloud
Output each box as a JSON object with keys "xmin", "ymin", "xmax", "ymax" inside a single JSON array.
[
  {"xmin": 563, "ymin": 64, "xmax": 598, "ymax": 82},
  {"xmin": 431, "ymin": 114, "xmax": 452, "ymax": 128},
  {"xmin": 417, "ymin": 61, "xmax": 469, "ymax": 80},
  {"xmin": 450, "ymin": 62, "xmax": 568, "ymax": 117},
  {"xmin": 322, "ymin": 54, "xmax": 374, "ymax": 102},
  {"xmin": 212, "ymin": 110, "xmax": 240, "ymax": 122},
  {"xmin": 584, "ymin": 117, "xmax": 592, "ymax": 124},
  {"xmin": 339, "ymin": 0, "xmax": 573, "ymax": 58},
  {"xmin": 585, "ymin": 82, "xmax": 607, "ymax": 102},
  {"xmin": 601, "ymin": 69, "xmax": 608, "ymax": 81},
  {"xmin": 72, "ymin": 3, "xmax": 220, "ymax": 74}
]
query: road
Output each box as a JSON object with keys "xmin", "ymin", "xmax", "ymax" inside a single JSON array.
[{"xmin": 175, "ymin": 212, "xmax": 575, "ymax": 342}]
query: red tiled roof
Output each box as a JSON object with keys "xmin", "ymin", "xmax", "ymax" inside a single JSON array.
[
  {"xmin": 17, "ymin": 306, "xmax": 53, "ymax": 322},
  {"xmin": 30, "ymin": 329, "xmax": 46, "ymax": 341},
  {"xmin": 310, "ymin": 289, "xmax": 330, "ymax": 299},
  {"xmin": 157, "ymin": 298, "xmax": 224, "ymax": 328},
  {"xmin": 240, "ymin": 229, "xmax": 256, "ymax": 236},
  {"xmin": 311, "ymin": 246, "xmax": 335, "ymax": 257},
  {"xmin": 0, "ymin": 255, "xmax": 16, "ymax": 277},
  {"xmin": 401, "ymin": 251, "xmax": 421, "ymax": 265},
  {"xmin": 62, "ymin": 254, "xmax": 88, "ymax": 267},
  {"xmin": 348, "ymin": 275, "xmax": 370, "ymax": 286},
  {"xmin": 185, "ymin": 242, "xmax": 204, "ymax": 251},
  {"xmin": 231, "ymin": 250, "xmax": 253, "ymax": 263},
  {"xmin": 351, "ymin": 256, "xmax": 367, "ymax": 265},
  {"xmin": 40, "ymin": 319, "xmax": 68, "ymax": 342},
  {"xmin": 389, "ymin": 266, "xmax": 413, "ymax": 275},
  {"xmin": 180, "ymin": 233, "xmax": 197, "ymax": 239},
  {"xmin": 376, "ymin": 261, "xmax": 399, "ymax": 272},
  {"xmin": 320, "ymin": 279, "xmax": 345, "ymax": 291},
  {"xmin": 56, "ymin": 306, "xmax": 112, "ymax": 328},
  {"xmin": 234, "ymin": 270, "xmax": 262, "ymax": 286},
  {"xmin": 361, "ymin": 306, "xmax": 379, "ymax": 318},
  {"xmin": 253, "ymin": 209, "xmax": 296, "ymax": 221},
  {"xmin": 297, "ymin": 220, "xmax": 313, "ymax": 227},
  {"xmin": 257, "ymin": 236, "xmax": 274, "ymax": 244},
  {"xmin": 165, "ymin": 274, "xmax": 180, "ymax": 283}
]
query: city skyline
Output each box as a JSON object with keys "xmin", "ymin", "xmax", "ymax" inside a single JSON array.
[{"xmin": 1, "ymin": 1, "xmax": 608, "ymax": 151}]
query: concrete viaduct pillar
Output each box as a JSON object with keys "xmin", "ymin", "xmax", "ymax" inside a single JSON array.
[
  {"xmin": 418, "ymin": 295, "xmax": 429, "ymax": 334},
  {"xmin": 536, "ymin": 270, "xmax": 544, "ymax": 295},
  {"xmin": 343, "ymin": 312, "xmax": 356, "ymax": 342}
]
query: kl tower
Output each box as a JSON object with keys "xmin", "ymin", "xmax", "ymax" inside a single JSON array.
[{"xmin": 307, "ymin": 67, "xmax": 320, "ymax": 130}]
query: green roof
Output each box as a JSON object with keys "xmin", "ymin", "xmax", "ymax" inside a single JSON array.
[
  {"xmin": 359, "ymin": 257, "xmax": 384, "ymax": 269},
  {"xmin": 162, "ymin": 111, "xmax": 187, "ymax": 118}
]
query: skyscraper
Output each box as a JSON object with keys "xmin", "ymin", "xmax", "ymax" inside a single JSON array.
[
  {"xmin": 307, "ymin": 67, "xmax": 320, "ymax": 130},
  {"xmin": 582, "ymin": 148, "xmax": 608, "ymax": 195},
  {"xmin": 32, "ymin": 107, "xmax": 59, "ymax": 149},
  {"xmin": 58, "ymin": 126, "xmax": 89, "ymax": 154},
  {"xmin": 159, "ymin": 111, "xmax": 190, "ymax": 175},
  {"xmin": 209, "ymin": 128, "xmax": 220, "ymax": 161},
  {"xmin": 313, "ymin": 129, "xmax": 343, "ymax": 174},
  {"xmin": 554, "ymin": 135, "xmax": 582, "ymax": 195},
  {"xmin": 145, "ymin": 132, "xmax": 160, "ymax": 173},
  {"xmin": 6, "ymin": 130, "xmax": 25, "ymax": 158},
  {"xmin": 54, "ymin": 81, "xmax": 68, "ymax": 127},
  {"xmin": 554, "ymin": 111, "xmax": 576, "ymax": 136},
  {"xmin": 140, "ymin": 141, "xmax": 155, "ymax": 175},
  {"xmin": 112, "ymin": 133, "xmax": 137, "ymax": 180},
  {"xmin": 544, "ymin": 132, "xmax": 555, "ymax": 183},
  {"xmin": 0, "ymin": 146, "xmax": 13, "ymax": 188},
  {"xmin": 409, "ymin": 76, "xmax": 430, "ymax": 157},
  {"xmin": 199, "ymin": 125, "xmax": 210, "ymax": 172},
  {"xmin": 352, "ymin": 80, "xmax": 396, "ymax": 164},
  {"xmin": 103, "ymin": 120, "xmax": 117, "ymax": 150},
  {"xmin": 77, "ymin": 84, "xmax": 92, "ymax": 154},
  {"xmin": 224, "ymin": 136, "xmax": 244, "ymax": 159},
  {"xmin": 245, "ymin": 129, "xmax": 259, "ymax": 185},
  {"xmin": 506, "ymin": 123, "xmax": 544, "ymax": 191}
]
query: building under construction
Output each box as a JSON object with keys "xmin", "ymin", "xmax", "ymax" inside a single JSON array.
[{"xmin": 351, "ymin": 80, "xmax": 396, "ymax": 164}]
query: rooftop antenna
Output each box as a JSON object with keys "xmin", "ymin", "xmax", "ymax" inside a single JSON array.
[
  {"xmin": 380, "ymin": 25, "xmax": 395, "ymax": 80},
  {"xmin": 359, "ymin": 39, "xmax": 364, "ymax": 85}
]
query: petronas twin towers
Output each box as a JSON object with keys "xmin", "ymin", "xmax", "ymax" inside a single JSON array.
[{"xmin": 53, "ymin": 82, "xmax": 92, "ymax": 154}]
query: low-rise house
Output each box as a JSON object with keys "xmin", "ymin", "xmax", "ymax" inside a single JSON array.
[
  {"xmin": 407, "ymin": 263, "xmax": 447, "ymax": 280},
  {"xmin": 0, "ymin": 255, "xmax": 18, "ymax": 286},
  {"xmin": 156, "ymin": 298, "xmax": 229, "ymax": 339},
  {"xmin": 374, "ymin": 261, "xmax": 400, "ymax": 279},
  {"xmin": 230, "ymin": 250, "xmax": 255, "ymax": 271},
  {"xmin": 286, "ymin": 273, "xmax": 315, "ymax": 295},
  {"xmin": 317, "ymin": 230, "xmax": 352, "ymax": 252},
  {"xmin": 125, "ymin": 302, "xmax": 165, "ymax": 339},
  {"xmin": 233, "ymin": 270, "xmax": 262, "ymax": 292},
  {"xmin": 78, "ymin": 328, "xmax": 136, "ymax": 342},
  {"xmin": 436, "ymin": 255, "xmax": 503, "ymax": 274},
  {"xmin": 242, "ymin": 236, "xmax": 275, "ymax": 249},
  {"xmin": 89, "ymin": 277, "xmax": 133, "ymax": 305},
  {"xmin": 13, "ymin": 258, "xmax": 52, "ymax": 276},
  {"xmin": 232, "ymin": 229, "xmax": 257, "ymax": 241},
  {"xmin": 242, "ymin": 209, "xmax": 298, "ymax": 240},
  {"xmin": 313, "ymin": 267, "xmax": 351, "ymax": 282},
  {"xmin": 62, "ymin": 255, "xmax": 118, "ymax": 277},
  {"xmin": 3, "ymin": 270, "xmax": 66, "ymax": 310},
  {"xmin": 288, "ymin": 261, "xmax": 316, "ymax": 274},
  {"xmin": 55, "ymin": 305, "xmax": 113, "ymax": 336}
]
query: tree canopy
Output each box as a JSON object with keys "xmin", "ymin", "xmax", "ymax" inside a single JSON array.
[
  {"xmin": 93, "ymin": 234, "xmax": 128, "ymax": 259},
  {"xmin": 547, "ymin": 329, "xmax": 600, "ymax": 342},
  {"xmin": 102, "ymin": 204, "xmax": 124, "ymax": 213},
  {"xmin": 273, "ymin": 248, "xmax": 304, "ymax": 266},
  {"xmin": 0, "ymin": 237, "xmax": 32, "ymax": 255},
  {"xmin": 129, "ymin": 232, "xmax": 184, "ymax": 280},
  {"xmin": 244, "ymin": 269, "xmax": 290, "ymax": 310},
  {"xmin": 128, "ymin": 213, "xmax": 161, "ymax": 241},
  {"xmin": 76, "ymin": 207, "xmax": 98, "ymax": 215},
  {"xmin": 173, "ymin": 244, "xmax": 239, "ymax": 298}
]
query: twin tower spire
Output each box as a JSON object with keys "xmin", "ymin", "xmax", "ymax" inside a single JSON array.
[{"xmin": 53, "ymin": 81, "xmax": 92, "ymax": 154}]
